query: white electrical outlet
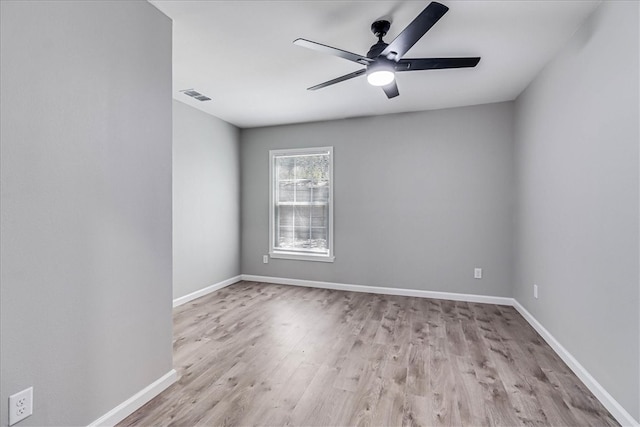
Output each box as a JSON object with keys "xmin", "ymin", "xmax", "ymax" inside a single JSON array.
[
  {"xmin": 9, "ymin": 387, "xmax": 33, "ymax": 426},
  {"xmin": 263, "ymin": 255, "xmax": 269, "ymax": 264},
  {"xmin": 534, "ymin": 284, "xmax": 538, "ymax": 299},
  {"xmin": 474, "ymin": 268, "xmax": 482, "ymax": 279}
]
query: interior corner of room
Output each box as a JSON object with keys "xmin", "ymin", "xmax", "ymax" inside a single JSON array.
[{"xmin": 1, "ymin": 0, "xmax": 639, "ymax": 426}]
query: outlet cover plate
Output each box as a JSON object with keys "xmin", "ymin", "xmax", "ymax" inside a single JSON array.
[{"xmin": 9, "ymin": 387, "xmax": 33, "ymax": 426}]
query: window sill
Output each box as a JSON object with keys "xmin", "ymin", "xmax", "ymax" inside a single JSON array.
[{"xmin": 269, "ymin": 251, "xmax": 335, "ymax": 263}]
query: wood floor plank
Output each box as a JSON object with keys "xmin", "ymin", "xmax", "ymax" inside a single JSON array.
[
  {"xmin": 345, "ymin": 353, "xmax": 385, "ymax": 426},
  {"xmin": 372, "ymin": 360, "xmax": 407, "ymax": 426},
  {"xmin": 333, "ymin": 356, "xmax": 366, "ymax": 392},
  {"xmin": 287, "ymin": 364, "xmax": 342, "ymax": 426},
  {"xmin": 406, "ymin": 342, "xmax": 429, "ymax": 396},
  {"xmin": 235, "ymin": 355, "xmax": 318, "ymax": 426},
  {"xmin": 388, "ymin": 302, "xmax": 411, "ymax": 364},
  {"xmin": 373, "ymin": 302, "xmax": 399, "ymax": 345},
  {"xmin": 472, "ymin": 305, "xmax": 530, "ymax": 427},
  {"xmin": 402, "ymin": 393, "xmax": 432, "ymax": 427},
  {"xmin": 430, "ymin": 336, "xmax": 463, "ymax": 426},
  {"xmin": 118, "ymin": 281, "xmax": 619, "ymax": 427},
  {"xmin": 486, "ymin": 336, "xmax": 549, "ymax": 425}
]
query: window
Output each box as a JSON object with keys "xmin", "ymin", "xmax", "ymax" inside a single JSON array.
[{"xmin": 269, "ymin": 147, "xmax": 334, "ymax": 262}]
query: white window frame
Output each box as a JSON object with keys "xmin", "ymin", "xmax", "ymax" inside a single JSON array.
[{"xmin": 269, "ymin": 146, "xmax": 334, "ymax": 262}]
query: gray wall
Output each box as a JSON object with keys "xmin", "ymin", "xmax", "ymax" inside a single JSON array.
[
  {"xmin": 0, "ymin": 2, "xmax": 173, "ymax": 426},
  {"xmin": 173, "ymin": 100, "xmax": 241, "ymax": 299},
  {"xmin": 241, "ymin": 102, "xmax": 515, "ymax": 297},
  {"xmin": 514, "ymin": 1, "xmax": 639, "ymax": 420}
]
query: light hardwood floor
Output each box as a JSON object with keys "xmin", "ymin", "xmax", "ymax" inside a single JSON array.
[{"xmin": 119, "ymin": 281, "xmax": 618, "ymax": 426}]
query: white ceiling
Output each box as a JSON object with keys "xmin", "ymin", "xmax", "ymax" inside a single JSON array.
[{"xmin": 149, "ymin": 0, "xmax": 600, "ymax": 128}]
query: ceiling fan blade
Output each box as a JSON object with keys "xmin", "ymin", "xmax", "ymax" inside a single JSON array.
[
  {"xmin": 307, "ymin": 69, "xmax": 366, "ymax": 91},
  {"xmin": 294, "ymin": 39, "xmax": 371, "ymax": 66},
  {"xmin": 382, "ymin": 81, "xmax": 399, "ymax": 99},
  {"xmin": 395, "ymin": 57, "xmax": 481, "ymax": 71},
  {"xmin": 381, "ymin": 2, "xmax": 449, "ymax": 60}
]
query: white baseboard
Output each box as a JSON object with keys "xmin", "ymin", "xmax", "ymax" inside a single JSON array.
[
  {"xmin": 88, "ymin": 369, "xmax": 178, "ymax": 427},
  {"xmin": 513, "ymin": 300, "xmax": 639, "ymax": 427},
  {"xmin": 173, "ymin": 275, "xmax": 242, "ymax": 307},
  {"xmin": 241, "ymin": 274, "xmax": 513, "ymax": 306}
]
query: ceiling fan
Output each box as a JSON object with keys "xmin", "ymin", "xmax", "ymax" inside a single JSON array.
[{"xmin": 293, "ymin": 1, "xmax": 480, "ymax": 99}]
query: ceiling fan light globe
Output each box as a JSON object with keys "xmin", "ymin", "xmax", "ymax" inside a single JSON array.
[{"xmin": 367, "ymin": 70, "xmax": 395, "ymax": 86}]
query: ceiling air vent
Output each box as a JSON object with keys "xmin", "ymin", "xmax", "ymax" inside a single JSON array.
[{"xmin": 180, "ymin": 89, "xmax": 211, "ymax": 102}]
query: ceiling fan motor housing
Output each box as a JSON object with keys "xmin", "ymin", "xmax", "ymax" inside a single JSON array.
[{"xmin": 367, "ymin": 57, "xmax": 395, "ymax": 74}]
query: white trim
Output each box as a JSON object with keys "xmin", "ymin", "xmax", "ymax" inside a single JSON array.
[
  {"xmin": 241, "ymin": 274, "xmax": 512, "ymax": 306},
  {"xmin": 172, "ymin": 275, "xmax": 242, "ymax": 307},
  {"xmin": 513, "ymin": 300, "xmax": 639, "ymax": 427},
  {"xmin": 88, "ymin": 369, "xmax": 177, "ymax": 427},
  {"xmin": 269, "ymin": 251, "xmax": 335, "ymax": 263},
  {"xmin": 269, "ymin": 146, "xmax": 334, "ymax": 262}
]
